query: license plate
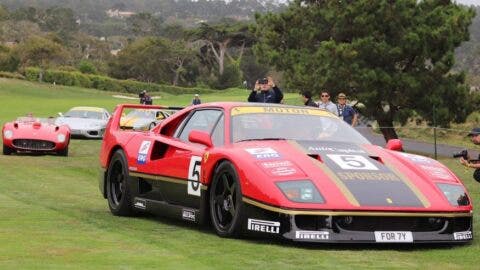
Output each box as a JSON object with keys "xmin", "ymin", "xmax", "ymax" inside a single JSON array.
[{"xmin": 374, "ymin": 231, "xmax": 413, "ymax": 243}]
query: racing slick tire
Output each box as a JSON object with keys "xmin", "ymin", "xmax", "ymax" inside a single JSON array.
[
  {"xmin": 58, "ymin": 147, "xmax": 68, "ymax": 157},
  {"xmin": 106, "ymin": 149, "xmax": 134, "ymax": 216},
  {"xmin": 3, "ymin": 144, "xmax": 13, "ymax": 155},
  {"xmin": 209, "ymin": 161, "xmax": 244, "ymax": 237}
]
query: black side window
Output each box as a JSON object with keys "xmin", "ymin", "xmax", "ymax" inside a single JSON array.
[
  {"xmin": 177, "ymin": 110, "xmax": 222, "ymax": 142},
  {"xmin": 211, "ymin": 115, "xmax": 224, "ymax": 146}
]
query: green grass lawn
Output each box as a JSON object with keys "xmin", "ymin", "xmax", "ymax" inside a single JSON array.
[{"xmin": 0, "ymin": 78, "xmax": 479, "ymax": 269}]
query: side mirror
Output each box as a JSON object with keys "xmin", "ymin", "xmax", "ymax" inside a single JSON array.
[
  {"xmin": 189, "ymin": 130, "xmax": 213, "ymax": 147},
  {"xmin": 386, "ymin": 139, "xmax": 403, "ymax": 151}
]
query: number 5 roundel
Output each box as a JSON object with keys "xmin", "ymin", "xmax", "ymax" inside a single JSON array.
[
  {"xmin": 326, "ymin": 154, "xmax": 379, "ymax": 171},
  {"xmin": 188, "ymin": 156, "xmax": 202, "ymax": 196}
]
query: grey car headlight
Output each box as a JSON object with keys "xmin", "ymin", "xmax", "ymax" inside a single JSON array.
[
  {"xmin": 276, "ymin": 180, "xmax": 324, "ymax": 203},
  {"xmin": 4, "ymin": 130, "xmax": 13, "ymax": 139},
  {"xmin": 57, "ymin": 134, "xmax": 66, "ymax": 143},
  {"xmin": 437, "ymin": 183, "xmax": 470, "ymax": 206}
]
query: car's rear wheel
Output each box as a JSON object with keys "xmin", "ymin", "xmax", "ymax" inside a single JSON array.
[
  {"xmin": 3, "ymin": 144, "xmax": 13, "ymax": 155},
  {"xmin": 210, "ymin": 161, "xmax": 244, "ymax": 237},
  {"xmin": 106, "ymin": 150, "xmax": 134, "ymax": 216}
]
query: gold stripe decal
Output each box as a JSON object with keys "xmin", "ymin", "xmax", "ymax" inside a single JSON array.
[
  {"xmin": 288, "ymin": 140, "xmax": 360, "ymax": 207},
  {"xmin": 130, "ymin": 172, "xmax": 208, "ymax": 190},
  {"xmin": 243, "ymin": 197, "xmax": 471, "ymax": 218}
]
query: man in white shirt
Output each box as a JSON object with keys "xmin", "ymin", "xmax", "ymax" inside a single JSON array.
[{"xmin": 317, "ymin": 91, "xmax": 338, "ymax": 116}]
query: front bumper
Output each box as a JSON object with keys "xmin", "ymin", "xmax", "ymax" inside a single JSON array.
[
  {"xmin": 242, "ymin": 198, "xmax": 473, "ymax": 244},
  {"xmin": 70, "ymin": 128, "xmax": 104, "ymax": 139}
]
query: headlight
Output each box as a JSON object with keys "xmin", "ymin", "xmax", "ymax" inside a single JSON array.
[
  {"xmin": 4, "ymin": 130, "xmax": 13, "ymax": 139},
  {"xmin": 276, "ymin": 180, "xmax": 324, "ymax": 203},
  {"xmin": 57, "ymin": 134, "xmax": 66, "ymax": 143},
  {"xmin": 437, "ymin": 183, "xmax": 470, "ymax": 206}
]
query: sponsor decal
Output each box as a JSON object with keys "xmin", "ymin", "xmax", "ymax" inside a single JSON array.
[
  {"xmin": 399, "ymin": 153, "xmax": 433, "ymax": 164},
  {"xmin": 307, "ymin": 146, "xmax": 365, "ymax": 154},
  {"xmin": 454, "ymin": 231, "xmax": 472, "ymax": 240},
  {"xmin": 137, "ymin": 140, "xmax": 151, "ymax": 164},
  {"xmin": 245, "ymin": 147, "xmax": 280, "ymax": 159},
  {"xmin": 337, "ymin": 172, "xmax": 401, "ymax": 181},
  {"xmin": 260, "ymin": 160, "xmax": 298, "ymax": 176},
  {"xmin": 188, "ymin": 156, "xmax": 202, "ymax": 196},
  {"xmin": 129, "ymin": 166, "xmax": 138, "ymax": 171},
  {"xmin": 295, "ymin": 231, "xmax": 329, "ymax": 240},
  {"xmin": 247, "ymin": 218, "xmax": 280, "ymax": 234},
  {"xmin": 327, "ymin": 154, "xmax": 379, "ymax": 170},
  {"xmin": 133, "ymin": 198, "xmax": 146, "ymax": 210},
  {"xmin": 419, "ymin": 165, "xmax": 452, "ymax": 180},
  {"xmin": 182, "ymin": 209, "xmax": 196, "ymax": 222},
  {"xmin": 231, "ymin": 106, "xmax": 333, "ymax": 117}
]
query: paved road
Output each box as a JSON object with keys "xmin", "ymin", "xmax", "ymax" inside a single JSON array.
[{"xmin": 356, "ymin": 127, "xmax": 480, "ymax": 159}]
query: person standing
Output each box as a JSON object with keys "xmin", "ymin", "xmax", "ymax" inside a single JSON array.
[
  {"xmin": 248, "ymin": 76, "xmax": 283, "ymax": 104},
  {"xmin": 139, "ymin": 90, "xmax": 153, "ymax": 105},
  {"xmin": 192, "ymin": 94, "xmax": 201, "ymax": 105},
  {"xmin": 300, "ymin": 90, "xmax": 317, "ymax": 107},
  {"xmin": 317, "ymin": 91, "xmax": 338, "ymax": 115},
  {"xmin": 336, "ymin": 93, "xmax": 358, "ymax": 126}
]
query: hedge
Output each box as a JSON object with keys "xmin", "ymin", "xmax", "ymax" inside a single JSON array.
[
  {"xmin": 24, "ymin": 67, "xmax": 215, "ymax": 95},
  {"xmin": 0, "ymin": 71, "xmax": 25, "ymax": 80}
]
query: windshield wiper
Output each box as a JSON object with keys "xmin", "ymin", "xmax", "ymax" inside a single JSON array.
[{"xmin": 236, "ymin": 138, "xmax": 286, "ymax": 142}]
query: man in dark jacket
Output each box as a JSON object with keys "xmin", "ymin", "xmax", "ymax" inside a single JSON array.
[
  {"xmin": 300, "ymin": 90, "xmax": 317, "ymax": 107},
  {"xmin": 248, "ymin": 77, "xmax": 283, "ymax": 103},
  {"xmin": 139, "ymin": 90, "xmax": 153, "ymax": 105}
]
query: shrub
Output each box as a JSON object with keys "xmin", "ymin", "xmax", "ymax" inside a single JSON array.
[{"xmin": 0, "ymin": 71, "xmax": 25, "ymax": 80}]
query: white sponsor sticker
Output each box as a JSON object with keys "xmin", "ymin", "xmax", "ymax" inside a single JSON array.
[
  {"xmin": 327, "ymin": 154, "xmax": 379, "ymax": 170},
  {"xmin": 188, "ymin": 156, "xmax": 202, "ymax": 196},
  {"xmin": 295, "ymin": 231, "xmax": 329, "ymax": 240},
  {"xmin": 374, "ymin": 231, "xmax": 413, "ymax": 243},
  {"xmin": 137, "ymin": 140, "xmax": 152, "ymax": 164},
  {"xmin": 454, "ymin": 231, "xmax": 472, "ymax": 240},
  {"xmin": 419, "ymin": 165, "xmax": 452, "ymax": 180},
  {"xmin": 133, "ymin": 198, "xmax": 146, "ymax": 210},
  {"xmin": 182, "ymin": 209, "xmax": 196, "ymax": 222},
  {"xmin": 248, "ymin": 218, "xmax": 280, "ymax": 234},
  {"xmin": 399, "ymin": 153, "xmax": 432, "ymax": 164},
  {"xmin": 245, "ymin": 148, "xmax": 280, "ymax": 159}
]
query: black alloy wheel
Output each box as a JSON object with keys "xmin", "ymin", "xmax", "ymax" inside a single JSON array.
[
  {"xmin": 106, "ymin": 150, "xmax": 134, "ymax": 216},
  {"xmin": 210, "ymin": 161, "xmax": 244, "ymax": 237}
]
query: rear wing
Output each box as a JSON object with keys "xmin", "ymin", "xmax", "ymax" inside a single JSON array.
[{"xmin": 109, "ymin": 104, "xmax": 185, "ymax": 131}]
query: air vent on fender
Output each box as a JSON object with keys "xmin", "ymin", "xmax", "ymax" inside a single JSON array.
[{"xmin": 151, "ymin": 141, "xmax": 169, "ymax": 160}]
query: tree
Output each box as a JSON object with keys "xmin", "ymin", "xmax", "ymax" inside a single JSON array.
[
  {"xmin": 193, "ymin": 21, "xmax": 254, "ymax": 76},
  {"xmin": 255, "ymin": 0, "xmax": 476, "ymax": 141},
  {"xmin": 14, "ymin": 35, "xmax": 70, "ymax": 75},
  {"xmin": 126, "ymin": 13, "xmax": 163, "ymax": 37},
  {"xmin": 109, "ymin": 37, "xmax": 197, "ymax": 86}
]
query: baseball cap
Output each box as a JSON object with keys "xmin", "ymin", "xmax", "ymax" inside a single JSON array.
[
  {"xmin": 338, "ymin": 93, "xmax": 347, "ymax": 98},
  {"xmin": 467, "ymin": 127, "xmax": 480, "ymax": 136},
  {"xmin": 195, "ymin": 94, "xmax": 199, "ymax": 97}
]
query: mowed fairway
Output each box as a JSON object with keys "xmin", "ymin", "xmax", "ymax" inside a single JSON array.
[{"xmin": 0, "ymin": 78, "xmax": 479, "ymax": 269}]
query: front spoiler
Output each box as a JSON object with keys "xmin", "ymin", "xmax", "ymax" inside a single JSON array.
[{"xmin": 242, "ymin": 198, "xmax": 473, "ymax": 244}]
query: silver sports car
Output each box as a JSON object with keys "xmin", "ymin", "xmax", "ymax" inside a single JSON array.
[{"xmin": 55, "ymin": 107, "xmax": 110, "ymax": 138}]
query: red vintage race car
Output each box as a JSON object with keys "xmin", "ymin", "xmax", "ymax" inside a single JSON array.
[
  {"xmin": 2, "ymin": 116, "xmax": 71, "ymax": 156},
  {"xmin": 99, "ymin": 103, "xmax": 473, "ymax": 243}
]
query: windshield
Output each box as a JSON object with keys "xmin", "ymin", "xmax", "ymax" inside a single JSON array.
[
  {"xmin": 126, "ymin": 110, "xmax": 156, "ymax": 119},
  {"xmin": 65, "ymin": 110, "xmax": 103, "ymax": 119},
  {"xmin": 230, "ymin": 106, "xmax": 370, "ymax": 144}
]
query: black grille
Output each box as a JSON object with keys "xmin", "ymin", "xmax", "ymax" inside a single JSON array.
[
  {"xmin": 13, "ymin": 139, "xmax": 55, "ymax": 151},
  {"xmin": 294, "ymin": 215, "xmax": 472, "ymax": 233}
]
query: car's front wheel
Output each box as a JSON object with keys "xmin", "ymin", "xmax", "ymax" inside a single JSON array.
[
  {"xmin": 106, "ymin": 150, "xmax": 134, "ymax": 216},
  {"xmin": 148, "ymin": 122, "xmax": 156, "ymax": 130},
  {"xmin": 209, "ymin": 161, "xmax": 244, "ymax": 237},
  {"xmin": 3, "ymin": 144, "xmax": 13, "ymax": 155},
  {"xmin": 58, "ymin": 146, "xmax": 68, "ymax": 156}
]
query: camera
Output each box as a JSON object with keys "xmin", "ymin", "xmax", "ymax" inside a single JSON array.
[
  {"xmin": 258, "ymin": 78, "xmax": 268, "ymax": 85},
  {"xmin": 453, "ymin": 149, "xmax": 469, "ymax": 159}
]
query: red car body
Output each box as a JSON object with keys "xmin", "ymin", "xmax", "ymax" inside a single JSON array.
[
  {"xmin": 2, "ymin": 116, "xmax": 71, "ymax": 156},
  {"xmin": 99, "ymin": 103, "xmax": 473, "ymax": 243}
]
